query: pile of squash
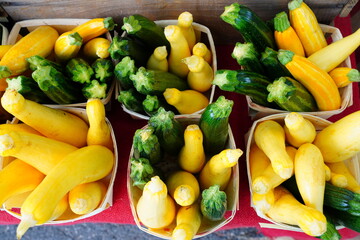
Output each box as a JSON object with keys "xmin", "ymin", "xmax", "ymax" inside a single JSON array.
[
  {"xmin": 248, "ymin": 110, "xmax": 360, "ymax": 238},
  {"xmin": 0, "ymin": 89, "xmax": 115, "ymax": 239}
]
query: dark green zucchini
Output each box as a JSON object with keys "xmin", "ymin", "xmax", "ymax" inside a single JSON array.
[
  {"xmin": 31, "ymin": 65, "xmax": 84, "ymax": 104},
  {"xmin": 260, "ymin": 47, "xmax": 293, "ymax": 80},
  {"xmin": 148, "ymin": 107, "xmax": 184, "ymax": 155},
  {"xmin": 142, "ymin": 95, "xmax": 178, "ymax": 116},
  {"xmin": 122, "ymin": 14, "xmax": 170, "ymax": 52},
  {"xmin": 26, "ymin": 55, "xmax": 63, "ymax": 72},
  {"xmin": 65, "ymin": 57, "xmax": 94, "ymax": 84},
  {"xmin": 220, "ymin": 2, "xmax": 277, "ymax": 52},
  {"xmin": 114, "ymin": 56, "xmax": 137, "ymax": 90},
  {"xmin": 6, "ymin": 75, "xmax": 51, "ymax": 103},
  {"xmin": 326, "ymin": 207, "xmax": 360, "ymax": 233},
  {"xmin": 318, "ymin": 212, "xmax": 341, "ymax": 240},
  {"xmin": 231, "ymin": 42, "xmax": 265, "ymax": 74},
  {"xmin": 117, "ymin": 88, "xmax": 145, "ymax": 113},
  {"xmin": 199, "ymin": 96, "xmax": 233, "ymax": 155},
  {"xmin": 212, "ymin": 69, "xmax": 277, "ymax": 108},
  {"xmin": 108, "ymin": 35, "xmax": 151, "ymax": 67},
  {"xmin": 132, "ymin": 126, "xmax": 162, "ymax": 164},
  {"xmin": 267, "ymin": 77, "xmax": 318, "ymax": 112},
  {"xmin": 130, "ymin": 66, "xmax": 188, "ymax": 95}
]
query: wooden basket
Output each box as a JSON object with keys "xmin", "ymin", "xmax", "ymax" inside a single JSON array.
[
  {"xmin": 115, "ymin": 19, "xmax": 217, "ymax": 120},
  {"xmin": 247, "ymin": 24, "xmax": 353, "ymax": 120},
  {"xmin": 0, "ymin": 107, "xmax": 118, "ymax": 224},
  {"xmin": 245, "ymin": 113, "xmax": 360, "ymax": 233},
  {"xmin": 6, "ymin": 19, "xmax": 115, "ymax": 108},
  {"xmin": 127, "ymin": 115, "xmax": 239, "ymax": 239}
]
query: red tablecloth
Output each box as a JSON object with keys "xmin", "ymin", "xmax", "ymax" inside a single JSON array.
[{"xmin": 0, "ymin": 15, "xmax": 359, "ymax": 240}]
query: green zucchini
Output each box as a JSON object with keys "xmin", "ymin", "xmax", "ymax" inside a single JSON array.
[
  {"xmin": 65, "ymin": 58, "xmax": 94, "ymax": 84},
  {"xmin": 130, "ymin": 157, "xmax": 160, "ymax": 190},
  {"xmin": 31, "ymin": 65, "xmax": 84, "ymax": 104},
  {"xmin": 212, "ymin": 69, "xmax": 277, "ymax": 108},
  {"xmin": 108, "ymin": 35, "xmax": 151, "ymax": 67},
  {"xmin": 326, "ymin": 207, "xmax": 360, "ymax": 233},
  {"xmin": 114, "ymin": 56, "xmax": 137, "ymax": 90},
  {"xmin": 26, "ymin": 55, "xmax": 63, "ymax": 72},
  {"xmin": 142, "ymin": 95, "xmax": 178, "ymax": 116},
  {"xmin": 148, "ymin": 107, "xmax": 184, "ymax": 155},
  {"xmin": 231, "ymin": 42, "xmax": 265, "ymax": 74},
  {"xmin": 6, "ymin": 76, "xmax": 51, "ymax": 103},
  {"xmin": 122, "ymin": 14, "xmax": 170, "ymax": 52},
  {"xmin": 319, "ymin": 212, "xmax": 341, "ymax": 240},
  {"xmin": 267, "ymin": 77, "xmax": 318, "ymax": 112},
  {"xmin": 220, "ymin": 2, "xmax": 276, "ymax": 52},
  {"xmin": 201, "ymin": 185, "xmax": 227, "ymax": 221},
  {"xmin": 260, "ymin": 47, "xmax": 293, "ymax": 80},
  {"xmin": 117, "ymin": 88, "xmax": 145, "ymax": 113},
  {"xmin": 199, "ymin": 96, "xmax": 233, "ymax": 155},
  {"xmin": 130, "ymin": 66, "xmax": 188, "ymax": 95},
  {"xmin": 132, "ymin": 126, "xmax": 162, "ymax": 164}
]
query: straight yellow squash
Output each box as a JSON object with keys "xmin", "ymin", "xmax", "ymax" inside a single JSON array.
[
  {"xmin": 278, "ymin": 50, "xmax": 341, "ymax": 111},
  {"xmin": 172, "ymin": 203, "xmax": 202, "ymax": 240},
  {"xmin": 0, "ymin": 159, "xmax": 45, "ymax": 206},
  {"xmin": 83, "ymin": 37, "xmax": 111, "ymax": 59},
  {"xmin": 313, "ymin": 110, "xmax": 360, "ymax": 163},
  {"xmin": 288, "ymin": 0, "xmax": 327, "ymax": 56},
  {"xmin": 0, "ymin": 26, "xmax": 59, "ymax": 78},
  {"xmin": 1, "ymin": 89, "xmax": 89, "ymax": 147},
  {"xmin": 16, "ymin": 145, "xmax": 114, "ymax": 239},
  {"xmin": 329, "ymin": 67, "xmax": 360, "ymax": 88},
  {"xmin": 71, "ymin": 17, "xmax": 116, "ymax": 43},
  {"xmin": 0, "ymin": 45, "xmax": 12, "ymax": 60}
]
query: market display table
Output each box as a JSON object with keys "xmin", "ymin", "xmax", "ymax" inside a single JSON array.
[{"xmin": 0, "ymin": 15, "xmax": 359, "ymax": 240}]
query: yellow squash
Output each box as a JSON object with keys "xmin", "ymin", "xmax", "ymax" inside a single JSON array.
[
  {"xmin": 294, "ymin": 143, "xmax": 325, "ymax": 212},
  {"xmin": 86, "ymin": 98, "xmax": 113, "ymax": 151},
  {"xmin": 284, "ymin": 112, "xmax": 316, "ymax": 147},
  {"xmin": 172, "ymin": 203, "xmax": 202, "ymax": 240},
  {"xmin": 278, "ymin": 50, "xmax": 341, "ymax": 111},
  {"xmin": 192, "ymin": 42, "xmax": 212, "ymax": 64},
  {"xmin": 166, "ymin": 171, "xmax": 200, "ymax": 207},
  {"xmin": 178, "ymin": 124, "xmax": 205, "ymax": 173},
  {"xmin": 146, "ymin": 46, "xmax": 169, "ymax": 72},
  {"xmin": 199, "ymin": 148, "xmax": 242, "ymax": 190},
  {"xmin": 83, "ymin": 37, "xmax": 111, "ymax": 59},
  {"xmin": 164, "ymin": 25, "xmax": 191, "ymax": 78},
  {"xmin": 136, "ymin": 176, "xmax": 176, "ymax": 229},
  {"xmin": 288, "ymin": 0, "xmax": 327, "ymax": 56},
  {"xmin": 177, "ymin": 11, "xmax": 197, "ymax": 51},
  {"xmin": 329, "ymin": 67, "xmax": 360, "ymax": 88},
  {"xmin": 71, "ymin": 17, "xmax": 115, "ymax": 43},
  {"xmin": 182, "ymin": 55, "xmax": 213, "ymax": 92},
  {"xmin": 0, "ymin": 159, "xmax": 45, "ymax": 206},
  {"xmin": 327, "ymin": 161, "xmax": 360, "ymax": 193},
  {"xmin": 254, "ymin": 120, "xmax": 293, "ymax": 179},
  {"xmin": 69, "ymin": 181, "xmax": 107, "ymax": 215},
  {"xmin": 1, "ymin": 89, "xmax": 89, "ymax": 147},
  {"xmin": 267, "ymin": 186, "xmax": 327, "ymax": 236},
  {"xmin": 54, "ymin": 31, "xmax": 83, "ymax": 61},
  {"xmin": 0, "ymin": 45, "xmax": 12, "ymax": 60},
  {"xmin": 252, "ymin": 190, "xmax": 275, "ymax": 215},
  {"xmin": 0, "ymin": 26, "xmax": 59, "ymax": 78},
  {"xmin": 0, "ymin": 131, "xmax": 78, "ymax": 174},
  {"xmin": 313, "ymin": 110, "xmax": 360, "ymax": 163},
  {"xmin": 163, "ymin": 88, "xmax": 209, "ymax": 114},
  {"xmin": 16, "ymin": 145, "xmax": 114, "ymax": 239},
  {"xmin": 0, "ymin": 123, "xmax": 42, "ymax": 135}
]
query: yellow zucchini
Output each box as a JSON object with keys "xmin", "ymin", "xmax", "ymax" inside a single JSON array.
[
  {"xmin": 0, "ymin": 131, "xmax": 78, "ymax": 174},
  {"xmin": 284, "ymin": 112, "xmax": 316, "ymax": 148},
  {"xmin": 254, "ymin": 120, "xmax": 293, "ymax": 179},
  {"xmin": 136, "ymin": 176, "xmax": 176, "ymax": 229},
  {"xmin": 278, "ymin": 50, "xmax": 341, "ymax": 111},
  {"xmin": 199, "ymin": 148, "xmax": 242, "ymax": 190},
  {"xmin": 177, "ymin": 11, "xmax": 197, "ymax": 51},
  {"xmin": 172, "ymin": 203, "xmax": 201, "ymax": 240},
  {"xmin": 329, "ymin": 67, "xmax": 360, "ymax": 88},
  {"xmin": 146, "ymin": 46, "xmax": 169, "ymax": 72},
  {"xmin": 54, "ymin": 31, "xmax": 83, "ymax": 62},
  {"xmin": 178, "ymin": 124, "xmax": 205, "ymax": 173},
  {"xmin": 288, "ymin": 0, "xmax": 327, "ymax": 56},
  {"xmin": 326, "ymin": 161, "xmax": 360, "ymax": 193},
  {"xmin": 164, "ymin": 25, "xmax": 191, "ymax": 78},
  {"xmin": 307, "ymin": 28, "xmax": 360, "ymax": 72},
  {"xmin": 163, "ymin": 88, "xmax": 209, "ymax": 114},
  {"xmin": 16, "ymin": 145, "xmax": 114, "ymax": 239},
  {"xmin": 86, "ymin": 98, "xmax": 113, "ymax": 151},
  {"xmin": 166, "ymin": 171, "xmax": 200, "ymax": 207},
  {"xmin": 0, "ymin": 26, "xmax": 59, "ymax": 78},
  {"xmin": 69, "ymin": 181, "xmax": 107, "ymax": 215},
  {"xmin": 313, "ymin": 110, "xmax": 360, "ymax": 163},
  {"xmin": 192, "ymin": 42, "xmax": 212, "ymax": 64},
  {"xmin": 0, "ymin": 123, "xmax": 42, "ymax": 136},
  {"xmin": 0, "ymin": 159, "xmax": 45, "ymax": 206},
  {"xmin": 83, "ymin": 37, "xmax": 111, "ymax": 59},
  {"xmin": 294, "ymin": 143, "xmax": 325, "ymax": 212},
  {"xmin": 1, "ymin": 89, "xmax": 89, "ymax": 148},
  {"xmin": 71, "ymin": 17, "xmax": 115, "ymax": 43},
  {"xmin": 267, "ymin": 186, "xmax": 327, "ymax": 236},
  {"xmin": 182, "ymin": 55, "xmax": 213, "ymax": 92}
]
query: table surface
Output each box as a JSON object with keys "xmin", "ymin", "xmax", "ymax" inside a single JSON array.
[{"xmin": 0, "ymin": 15, "xmax": 359, "ymax": 240}]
